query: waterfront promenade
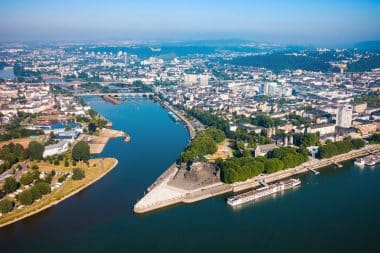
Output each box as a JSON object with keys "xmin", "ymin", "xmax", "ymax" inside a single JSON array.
[
  {"xmin": 160, "ymin": 102, "xmax": 196, "ymax": 139},
  {"xmin": 134, "ymin": 144, "xmax": 380, "ymax": 214}
]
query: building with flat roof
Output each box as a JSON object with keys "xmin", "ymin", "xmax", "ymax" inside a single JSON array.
[
  {"xmin": 336, "ymin": 105, "xmax": 352, "ymax": 128},
  {"xmin": 43, "ymin": 140, "xmax": 70, "ymax": 158}
]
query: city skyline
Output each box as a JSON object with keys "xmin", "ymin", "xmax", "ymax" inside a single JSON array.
[
  {"xmin": 1, "ymin": 2, "xmax": 380, "ymax": 252},
  {"xmin": 0, "ymin": 0, "xmax": 379, "ymax": 46}
]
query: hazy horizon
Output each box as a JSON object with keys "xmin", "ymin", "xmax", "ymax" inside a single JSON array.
[{"xmin": 0, "ymin": 0, "xmax": 379, "ymax": 47}]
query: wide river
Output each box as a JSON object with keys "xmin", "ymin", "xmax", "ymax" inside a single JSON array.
[{"xmin": 1, "ymin": 97, "xmax": 379, "ymax": 253}]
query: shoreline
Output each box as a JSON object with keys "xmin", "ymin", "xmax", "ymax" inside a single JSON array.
[
  {"xmin": 134, "ymin": 144, "xmax": 380, "ymax": 214},
  {"xmin": 88, "ymin": 128, "xmax": 128, "ymax": 154},
  {"xmin": 0, "ymin": 158, "xmax": 118, "ymax": 228},
  {"xmin": 156, "ymin": 98, "xmax": 196, "ymax": 139}
]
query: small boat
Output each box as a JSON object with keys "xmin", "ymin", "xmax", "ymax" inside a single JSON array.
[
  {"xmin": 367, "ymin": 160, "xmax": 376, "ymax": 166},
  {"xmin": 354, "ymin": 158, "xmax": 365, "ymax": 167}
]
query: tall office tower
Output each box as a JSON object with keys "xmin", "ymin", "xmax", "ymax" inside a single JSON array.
[
  {"xmin": 336, "ymin": 105, "xmax": 353, "ymax": 128},
  {"xmin": 261, "ymin": 82, "xmax": 270, "ymax": 95}
]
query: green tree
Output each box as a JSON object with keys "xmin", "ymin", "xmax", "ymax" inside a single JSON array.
[
  {"xmin": 205, "ymin": 128, "xmax": 226, "ymax": 143},
  {"xmin": 351, "ymin": 138, "xmax": 365, "ymax": 149},
  {"xmin": 88, "ymin": 109, "xmax": 97, "ymax": 118},
  {"xmin": 20, "ymin": 169, "xmax": 40, "ymax": 185},
  {"xmin": 30, "ymin": 186, "xmax": 42, "ymax": 200},
  {"xmin": 180, "ymin": 133, "xmax": 218, "ymax": 163},
  {"xmin": 34, "ymin": 182, "xmax": 51, "ymax": 195},
  {"xmin": 18, "ymin": 189, "xmax": 34, "ymax": 205},
  {"xmin": 368, "ymin": 133, "xmax": 380, "ymax": 144},
  {"xmin": 0, "ymin": 199, "xmax": 14, "ymax": 213},
  {"xmin": 58, "ymin": 174, "xmax": 68, "ymax": 183},
  {"xmin": 3, "ymin": 177, "xmax": 19, "ymax": 194},
  {"xmin": 264, "ymin": 158, "xmax": 284, "ymax": 174},
  {"xmin": 28, "ymin": 141, "xmax": 44, "ymax": 160},
  {"xmin": 251, "ymin": 114, "xmax": 274, "ymax": 128},
  {"xmin": 20, "ymin": 173, "xmax": 34, "ymax": 185},
  {"xmin": 72, "ymin": 141, "xmax": 90, "ymax": 162},
  {"xmin": 72, "ymin": 168, "xmax": 85, "ymax": 180},
  {"xmin": 220, "ymin": 156, "xmax": 265, "ymax": 183}
]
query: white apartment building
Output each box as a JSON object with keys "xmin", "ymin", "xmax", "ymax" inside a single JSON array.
[{"xmin": 336, "ymin": 105, "xmax": 353, "ymax": 128}]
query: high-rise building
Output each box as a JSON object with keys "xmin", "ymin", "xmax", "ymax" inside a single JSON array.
[
  {"xmin": 336, "ymin": 105, "xmax": 353, "ymax": 128},
  {"xmin": 184, "ymin": 74, "xmax": 197, "ymax": 86},
  {"xmin": 199, "ymin": 75, "xmax": 209, "ymax": 86},
  {"xmin": 261, "ymin": 83, "xmax": 270, "ymax": 95}
]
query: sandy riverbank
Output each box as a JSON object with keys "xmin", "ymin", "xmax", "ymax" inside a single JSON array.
[
  {"xmin": 87, "ymin": 128, "xmax": 128, "ymax": 154},
  {"xmin": 134, "ymin": 144, "xmax": 380, "ymax": 214},
  {"xmin": 0, "ymin": 158, "xmax": 118, "ymax": 228}
]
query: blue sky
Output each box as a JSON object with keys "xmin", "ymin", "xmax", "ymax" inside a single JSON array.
[{"xmin": 0, "ymin": 0, "xmax": 379, "ymax": 45}]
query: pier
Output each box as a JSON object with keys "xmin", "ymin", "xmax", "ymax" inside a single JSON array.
[{"xmin": 310, "ymin": 168, "xmax": 320, "ymax": 175}]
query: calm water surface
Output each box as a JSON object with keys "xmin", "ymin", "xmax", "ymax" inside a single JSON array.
[
  {"xmin": 0, "ymin": 67, "xmax": 15, "ymax": 79},
  {"xmin": 1, "ymin": 97, "xmax": 379, "ymax": 253}
]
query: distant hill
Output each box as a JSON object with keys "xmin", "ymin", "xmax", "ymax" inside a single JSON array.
[
  {"xmin": 354, "ymin": 40, "xmax": 380, "ymax": 50},
  {"xmin": 228, "ymin": 52, "xmax": 338, "ymax": 73},
  {"xmin": 347, "ymin": 54, "xmax": 380, "ymax": 72}
]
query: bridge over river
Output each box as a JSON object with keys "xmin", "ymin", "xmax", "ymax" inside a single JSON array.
[{"xmin": 75, "ymin": 92, "xmax": 154, "ymax": 97}]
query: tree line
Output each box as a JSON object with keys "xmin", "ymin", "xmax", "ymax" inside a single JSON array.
[
  {"xmin": 318, "ymin": 137, "xmax": 365, "ymax": 159},
  {"xmin": 181, "ymin": 128, "xmax": 225, "ymax": 163},
  {"xmin": 219, "ymin": 146, "xmax": 308, "ymax": 183},
  {"xmin": 187, "ymin": 109, "xmax": 230, "ymax": 135}
]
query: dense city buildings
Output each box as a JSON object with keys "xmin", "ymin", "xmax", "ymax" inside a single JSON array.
[
  {"xmin": 0, "ymin": 0, "xmax": 380, "ymax": 251},
  {"xmin": 0, "ymin": 39, "xmax": 380, "ymax": 252}
]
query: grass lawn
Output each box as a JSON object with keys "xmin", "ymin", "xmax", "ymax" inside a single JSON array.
[
  {"xmin": 0, "ymin": 137, "xmax": 33, "ymax": 149},
  {"xmin": 206, "ymin": 139, "xmax": 233, "ymax": 161}
]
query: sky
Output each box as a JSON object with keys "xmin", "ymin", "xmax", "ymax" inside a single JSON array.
[{"xmin": 0, "ymin": 0, "xmax": 379, "ymax": 46}]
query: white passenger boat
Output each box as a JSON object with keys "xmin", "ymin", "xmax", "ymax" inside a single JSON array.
[
  {"xmin": 354, "ymin": 158, "xmax": 365, "ymax": 167},
  {"xmin": 227, "ymin": 178, "xmax": 301, "ymax": 206}
]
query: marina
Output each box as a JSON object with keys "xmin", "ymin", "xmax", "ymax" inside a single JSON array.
[{"xmin": 227, "ymin": 178, "xmax": 301, "ymax": 207}]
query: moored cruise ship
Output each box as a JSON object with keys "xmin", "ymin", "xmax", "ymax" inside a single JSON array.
[
  {"xmin": 168, "ymin": 111, "xmax": 180, "ymax": 122},
  {"xmin": 227, "ymin": 178, "xmax": 301, "ymax": 207}
]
